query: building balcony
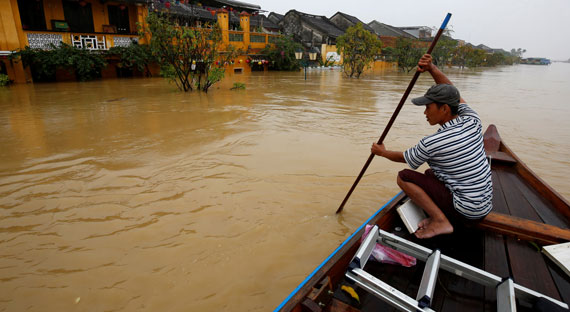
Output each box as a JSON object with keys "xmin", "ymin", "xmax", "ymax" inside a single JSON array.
[
  {"xmin": 226, "ymin": 30, "xmax": 279, "ymax": 49},
  {"xmin": 23, "ymin": 30, "xmax": 139, "ymax": 51}
]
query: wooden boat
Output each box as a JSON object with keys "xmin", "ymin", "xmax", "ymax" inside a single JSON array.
[{"xmin": 276, "ymin": 125, "xmax": 570, "ymax": 312}]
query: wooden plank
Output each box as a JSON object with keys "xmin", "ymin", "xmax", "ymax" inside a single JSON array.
[
  {"xmin": 490, "ymin": 170, "xmax": 511, "ymax": 215},
  {"xmin": 546, "ymin": 260, "xmax": 570, "ymax": 306},
  {"xmin": 496, "ymin": 168, "xmax": 564, "ymax": 301},
  {"xmin": 487, "ymin": 151, "xmax": 516, "ymax": 164},
  {"xmin": 484, "ymin": 233, "xmax": 509, "ymax": 311},
  {"xmin": 507, "ymin": 169, "xmax": 569, "ymax": 228},
  {"xmin": 505, "ymin": 237, "xmax": 562, "ymax": 301},
  {"xmin": 501, "ymin": 143, "xmax": 570, "ymax": 222},
  {"xmin": 495, "ymin": 169, "xmax": 542, "ymax": 220},
  {"xmin": 478, "ymin": 212, "xmax": 570, "ymax": 245}
]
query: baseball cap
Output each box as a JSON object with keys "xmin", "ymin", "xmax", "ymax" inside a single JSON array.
[{"xmin": 412, "ymin": 84, "xmax": 461, "ymax": 107}]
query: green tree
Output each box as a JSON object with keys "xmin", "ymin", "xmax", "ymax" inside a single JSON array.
[
  {"xmin": 141, "ymin": 13, "xmax": 238, "ymax": 92},
  {"xmin": 510, "ymin": 48, "xmax": 526, "ymax": 58},
  {"xmin": 336, "ymin": 23, "xmax": 382, "ymax": 78},
  {"xmin": 431, "ymin": 36, "xmax": 457, "ymax": 68},
  {"xmin": 394, "ymin": 38, "xmax": 424, "ymax": 73},
  {"xmin": 510, "ymin": 48, "xmax": 526, "ymax": 64},
  {"xmin": 466, "ymin": 48, "xmax": 487, "ymax": 68},
  {"xmin": 260, "ymin": 35, "xmax": 302, "ymax": 71},
  {"xmin": 380, "ymin": 46, "xmax": 396, "ymax": 62},
  {"xmin": 451, "ymin": 45, "xmax": 472, "ymax": 68},
  {"xmin": 485, "ymin": 52, "xmax": 506, "ymax": 66}
]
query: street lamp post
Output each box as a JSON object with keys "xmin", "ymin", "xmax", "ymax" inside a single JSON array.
[{"xmin": 295, "ymin": 49, "xmax": 318, "ymax": 80}]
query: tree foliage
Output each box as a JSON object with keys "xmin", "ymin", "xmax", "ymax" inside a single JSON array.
[
  {"xmin": 141, "ymin": 13, "xmax": 238, "ymax": 92},
  {"xmin": 260, "ymin": 35, "xmax": 302, "ymax": 71},
  {"xmin": 431, "ymin": 36, "xmax": 457, "ymax": 68},
  {"xmin": 394, "ymin": 38, "xmax": 424, "ymax": 73},
  {"xmin": 336, "ymin": 23, "xmax": 382, "ymax": 78}
]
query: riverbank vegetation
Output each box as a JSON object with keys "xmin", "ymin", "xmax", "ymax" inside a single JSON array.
[
  {"xmin": 382, "ymin": 37, "xmax": 524, "ymax": 72},
  {"xmin": 336, "ymin": 23, "xmax": 382, "ymax": 78}
]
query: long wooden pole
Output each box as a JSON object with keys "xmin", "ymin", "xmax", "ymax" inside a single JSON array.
[{"xmin": 336, "ymin": 13, "xmax": 452, "ymax": 214}]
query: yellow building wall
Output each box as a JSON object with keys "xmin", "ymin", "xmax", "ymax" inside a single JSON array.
[
  {"xmin": 1, "ymin": 0, "xmax": 29, "ymax": 82},
  {"xmin": 369, "ymin": 60, "xmax": 397, "ymax": 72},
  {"xmin": 43, "ymin": 1, "xmax": 65, "ymax": 30},
  {"xmin": 2, "ymin": 0, "xmax": 272, "ymax": 83},
  {"xmin": 320, "ymin": 44, "xmax": 341, "ymax": 64}
]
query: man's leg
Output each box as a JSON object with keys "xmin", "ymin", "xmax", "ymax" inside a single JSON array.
[{"xmin": 397, "ymin": 173, "xmax": 453, "ymax": 238}]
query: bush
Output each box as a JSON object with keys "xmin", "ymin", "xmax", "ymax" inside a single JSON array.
[
  {"xmin": 11, "ymin": 43, "xmax": 107, "ymax": 81},
  {"xmin": 230, "ymin": 82, "xmax": 246, "ymax": 90},
  {"xmin": 0, "ymin": 74, "xmax": 10, "ymax": 86},
  {"xmin": 107, "ymin": 44, "xmax": 154, "ymax": 76}
]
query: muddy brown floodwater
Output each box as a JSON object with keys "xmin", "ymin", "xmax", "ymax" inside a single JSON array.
[{"xmin": 1, "ymin": 63, "xmax": 569, "ymax": 311}]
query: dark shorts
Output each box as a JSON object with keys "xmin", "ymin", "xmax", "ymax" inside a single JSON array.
[{"xmin": 398, "ymin": 169, "xmax": 470, "ymax": 225}]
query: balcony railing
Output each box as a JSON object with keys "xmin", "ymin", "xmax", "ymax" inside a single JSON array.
[
  {"xmin": 229, "ymin": 32, "xmax": 243, "ymax": 42},
  {"xmin": 23, "ymin": 30, "xmax": 279, "ymax": 51},
  {"xmin": 250, "ymin": 34, "xmax": 266, "ymax": 43},
  {"xmin": 24, "ymin": 31, "xmax": 139, "ymax": 50}
]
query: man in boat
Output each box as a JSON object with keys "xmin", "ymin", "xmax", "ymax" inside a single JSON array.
[{"xmin": 371, "ymin": 54, "xmax": 493, "ymax": 239}]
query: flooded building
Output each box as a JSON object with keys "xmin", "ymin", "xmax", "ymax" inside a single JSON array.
[
  {"xmin": 279, "ymin": 10, "xmax": 344, "ymax": 64},
  {"xmin": 1, "ymin": 0, "xmax": 150, "ymax": 83},
  {"xmin": 267, "ymin": 12, "xmax": 284, "ymax": 26},
  {"xmin": 329, "ymin": 12, "xmax": 376, "ymax": 34},
  {"xmin": 367, "ymin": 20, "xmax": 415, "ymax": 48},
  {"xmin": 0, "ymin": 0, "xmax": 280, "ymax": 83},
  {"xmin": 398, "ymin": 26, "xmax": 432, "ymax": 39}
]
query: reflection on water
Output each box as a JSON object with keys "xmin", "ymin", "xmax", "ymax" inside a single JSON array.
[{"xmin": 1, "ymin": 64, "xmax": 569, "ymax": 311}]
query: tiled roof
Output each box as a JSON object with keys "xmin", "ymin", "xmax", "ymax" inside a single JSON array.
[
  {"xmin": 331, "ymin": 12, "xmax": 375, "ymax": 33},
  {"xmin": 250, "ymin": 14, "xmax": 279, "ymax": 29},
  {"xmin": 268, "ymin": 12, "xmax": 284, "ymax": 21},
  {"xmin": 289, "ymin": 10, "xmax": 344, "ymax": 38},
  {"xmin": 214, "ymin": 0, "xmax": 260, "ymax": 10},
  {"xmin": 151, "ymin": 1, "xmax": 217, "ymax": 20},
  {"xmin": 368, "ymin": 20, "xmax": 415, "ymax": 38}
]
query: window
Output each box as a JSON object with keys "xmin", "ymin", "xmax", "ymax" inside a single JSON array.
[
  {"xmin": 63, "ymin": 0, "xmax": 94, "ymax": 33},
  {"xmin": 108, "ymin": 5, "xmax": 131, "ymax": 34},
  {"xmin": 17, "ymin": 0, "xmax": 47, "ymax": 31}
]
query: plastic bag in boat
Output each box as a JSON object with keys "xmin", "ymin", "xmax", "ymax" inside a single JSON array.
[{"xmin": 361, "ymin": 225, "xmax": 416, "ymax": 267}]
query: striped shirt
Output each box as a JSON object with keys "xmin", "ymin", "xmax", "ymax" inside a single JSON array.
[{"xmin": 403, "ymin": 103, "xmax": 493, "ymax": 219}]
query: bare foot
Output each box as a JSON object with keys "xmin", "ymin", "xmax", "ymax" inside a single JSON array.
[
  {"xmin": 417, "ymin": 217, "xmax": 431, "ymax": 229},
  {"xmin": 414, "ymin": 218, "xmax": 453, "ymax": 239}
]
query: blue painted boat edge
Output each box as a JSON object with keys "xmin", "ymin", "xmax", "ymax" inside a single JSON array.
[{"xmin": 273, "ymin": 191, "xmax": 404, "ymax": 312}]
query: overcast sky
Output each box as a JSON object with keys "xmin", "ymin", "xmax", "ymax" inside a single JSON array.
[{"xmin": 259, "ymin": 0, "xmax": 570, "ymax": 61}]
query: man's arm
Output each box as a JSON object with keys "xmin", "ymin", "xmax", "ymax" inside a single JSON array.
[
  {"xmin": 418, "ymin": 54, "xmax": 466, "ymax": 103},
  {"xmin": 371, "ymin": 143, "xmax": 405, "ymax": 163}
]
